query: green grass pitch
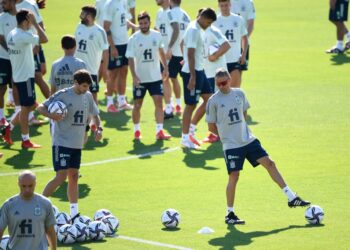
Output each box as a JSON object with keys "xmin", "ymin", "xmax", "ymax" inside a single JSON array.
[{"xmin": 1, "ymin": 0, "xmax": 350, "ymax": 249}]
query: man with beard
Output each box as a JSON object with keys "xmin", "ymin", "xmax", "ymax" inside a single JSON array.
[
  {"xmin": 74, "ymin": 5, "xmax": 108, "ymax": 104},
  {"xmin": 126, "ymin": 11, "xmax": 171, "ymax": 140},
  {"xmin": 0, "ymin": 170, "xmax": 57, "ymax": 250},
  {"xmin": 37, "ymin": 70, "xmax": 102, "ymax": 219}
]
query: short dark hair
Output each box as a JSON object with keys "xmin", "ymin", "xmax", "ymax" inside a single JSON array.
[
  {"xmin": 137, "ymin": 11, "xmax": 150, "ymax": 21},
  {"xmin": 171, "ymin": 0, "xmax": 181, "ymax": 5},
  {"xmin": 74, "ymin": 69, "xmax": 93, "ymax": 85},
  {"xmin": 218, "ymin": 0, "xmax": 230, "ymax": 2},
  {"xmin": 215, "ymin": 68, "xmax": 230, "ymax": 79},
  {"xmin": 200, "ymin": 7, "xmax": 217, "ymax": 22},
  {"xmin": 61, "ymin": 35, "xmax": 76, "ymax": 50},
  {"xmin": 16, "ymin": 9, "xmax": 29, "ymax": 25},
  {"xmin": 81, "ymin": 5, "xmax": 96, "ymax": 19}
]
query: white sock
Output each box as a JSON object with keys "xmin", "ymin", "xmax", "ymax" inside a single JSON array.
[
  {"xmin": 7, "ymin": 89, "xmax": 13, "ymax": 102},
  {"xmin": 189, "ymin": 124, "xmax": 196, "ymax": 135},
  {"xmin": 156, "ymin": 123, "xmax": 163, "ymax": 133},
  {"xmin": 28, "ymin": 111, "xmax": 34, "ymax": 121},
  {"xmin": 118, "ymin": 95, "xmax": 126, "ymax": 106},
  {"xmin": 227, "ymin": 207, "xmax": 234, "ymax": 213},
  {"xmin": 21, "ymin": 134, "xmax": 30, "ymax": 141},
  {"xmin": 176, "ymin": 98, "xmax": 181, "ymax": 106},
  {"xmin": 0, "ymin": 109, "xmax": 4, "ymax": 119},
  {"xmin": 346, "ymin": 32, "xmax": 350, "ymax": 41},
  {"xmin": 336, "ymin": 40, "xmax": 344, "ymax": 49},
  {"xmin": 107, "ymin": 96, "xmax": 114, "ymax": 106},
  {"xmin": 10, "ymin": 122, "xmax": 14, "ymax": 130},
  {"xmin": 182, "ymin": 133, "xmax": 189, "ymax": 141},
  {"xmin": 134, "ymin": 123, "xmax": 140, "ymax": 132},
  {"xmin": 282, "ymin": 186, "xmax": 297, "ymax": 201},
  {"xmin": 15, "ymin": 106, "xmax": 21, "ymax": 113},
  {"xmin": 165, "ymin": 104, "xmax": 173, "ymax": 114},
  {"xmin": 70, "ymin": 203, "xmax": 79, "ymax": 218}
]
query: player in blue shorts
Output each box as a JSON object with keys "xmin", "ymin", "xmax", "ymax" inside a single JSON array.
[
  {"xmin": 327, "ymin": 0, "xmax": 350, "ymax": 53},
  {"xmin": 206, "ymin": 68, "xmax": 311, "ymax": 224}
]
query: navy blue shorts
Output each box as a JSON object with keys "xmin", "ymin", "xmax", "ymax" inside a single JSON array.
[
  {"xmin": 241, "ymin": 46, "xmax": 249, "ymax": 71},
  {"xmin": 108, "ymin": 44, "xmax": 128, "ymax": 70},
  {"xmin": 168, "ymin": 56, "xmax": 183, "ymax": 78},
  {"xmin": 223, "ymin": 139, "xmax": 268, "ymax": 174},
  {"xmin": 34, "ymin": 53, "xmax": 41, "ymax": 72},
  {"xmin": 0, "ymin": 58, "xmax": 12, "ymax": 85},
  {"xmin": 207, "ymin": 77, "xmax": 215, "ymax": 92},
  {"xmin": 39, "ymin": 46, "xmax": 46, "ymax": 63},
  {"xmin": 227, "ymin": 62, "xmax": 242, "ymax": 73},
  {"xmin": 14, "ymin": 78, "xmax": 36, "ymax": 106},
  {"xmin": 90, "ymin": 74, "xmax": 99, "ymax": 93},
  {"xmin": 52, "ymin": 145, "xmax": 82, "ymax": 172},
  {"xmin": 181, "ymin": 70, "xmax": 213, "ymax": 105},
  {"xmin": 133, "ymin": 80, "xmax": 163, "ymax": 99}
]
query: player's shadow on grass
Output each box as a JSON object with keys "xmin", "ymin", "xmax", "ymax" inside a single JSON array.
[
  {"xmin": 84, "ymin": 137, "xmax": 109, "ymax": 150},
  {"xmin": 99, "ymin": 110, "xmax": 131, "ymax": 131},
  {"xmin": 209, "ymin": 224, "xmax": 317, "ymax": 249},
  {"xmin": 330, "ymin": 54, "xmax": 350, "ymax": 65},
  {"xmin": 246, "ymin": 114, "xmax": 259, "ymax": 126},
  {"xmin": 182, "ymin": 142, "xmax": 222, "ymax": 170},
  {"xmin": 128, "ymin": 140, "xmax": 167, "ymax": 159},
  {"xmin": 3, "ymin": 148, "xmax": 45, "ymax": 169},
  {"xmin": 58, "ymin": 239, "xmax": 107, "ymax": 250},
  {"xmin": 51, "ymin": 182, "xmax": 91, "ymax": 201},
  {"xmin": 163, "ymin": 116, "xmax": 182, "ymax": 138}
]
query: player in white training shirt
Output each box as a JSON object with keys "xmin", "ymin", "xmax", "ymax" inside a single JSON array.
[
  {"xmin": 180, "ymin": 8, "xmax": 217, "ymax": 149},
  {"xmin": 126, "ymin": 11, "xmax": 171, "ymax": 140},
  {"xmin": 6, "ymin": 9, "xmax": 47, "ymax": 148},
  {"xmin": 215, "ymin": 0, "xmax": 248, "ymax": 87},
  {"xmin": 190, "ymin": 17, "xmax": 230, "ymax": 144},
  {"xmin": 155, "ymin": 0, "xmax": 173, "ymax": 119},
  {"xmin": 0, "ymin": 0, "xmax": 17, "ymax": 127},
  {"xmin": 166, "ymin": 0, "xmax": 191, "ymax": 116},
  {"xmin": 103, "ymin": 0, "xmax": 135, "ymax": 112},
  {"xmin": 75, "ymin": 5, "xmax": 108, "ymax": 103},
  {"xmin": 230, "ymin": 0, "xmax": 255, "ymax": 73}
]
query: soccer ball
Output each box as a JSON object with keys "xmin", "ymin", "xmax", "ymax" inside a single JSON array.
[
  {"xmin": 0, "ymin": 235, "xmax": 9, "ymax": 250},
  {"xmin": 48, "ymin": 101, "xmax": 68, "ymax": 117},
  {"xmin": 74, "ymin": 222, "xmax": 89, "ymax": 242},
  {"xmin": 305, "ymin": 205, "xmax": 324, "ymax": 224},
  {"xmin": 89, "ymin": 221, "xmax": 108, "ymax": 240},
  {"xmin": 73, "ymin": 215, "xmax": 91, "ymax": 225},
  {"xmin": 101, "ymin": 215, "xmax": 119, "ymax": 236},
  {"xmin": 57, "ymin": 224, "xmax": 77, "ymax": 244},
  {"xmin": 56, "ymin": 212, "xmax": 71, "ymax": 226},
  {"xmin": 52, "ymin": 205, "xmax": 59, "ymax": 218},
  {"xmin": 94, "ymin": 209, "xmax": 113, "ymax": 221},
  {"xmin": 161, "ymin": 209, "xmax": 180, "ymax": 228}
]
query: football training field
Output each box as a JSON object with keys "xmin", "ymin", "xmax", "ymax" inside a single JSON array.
[{"xmin": 1, "ymin": 0, "xmax": 349, "ymax": 249}]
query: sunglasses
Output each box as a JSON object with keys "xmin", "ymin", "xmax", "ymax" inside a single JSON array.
[{"xmin": 216, "ymin": 80, "xmax": 229, "ymax": 87}]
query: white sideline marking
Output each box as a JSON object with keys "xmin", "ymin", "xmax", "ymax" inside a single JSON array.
[
  {"xmin": 0, "ymin": 147, "xmax": 180, "ymax": 177},
  {"xmin": 114, "ymin": 235, "xmax": 193, "ymax": 250}
]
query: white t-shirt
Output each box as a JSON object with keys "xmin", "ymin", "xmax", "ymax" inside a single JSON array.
[
  {"xmin": 155, "ymin": 7, "xmax": 171, "ymax": 51},
  {"xmin": 16, "ymin": 0, "xmax": 43, "ymax": 23},
  {"xmin": 95, "ymin": 0, "xmax": 107, "ymax": 27},
  {"xmin": 0, "ymin": 13, "xmax": 17, "ymax": 60},
  {"xmin": 74, "ymin": 24, "xmax": 108, "ymax": 75},
  {"xmin": 213, "ymin": 13, "xmax": 247, "ymax": 63},
  {"xmin": 167, "ymin": 6, "xmax": 190, "ymax": 57},
  {"xmin": 230, "ymin": 0, "xmax": 256, "ymax": 30},
  {"xmin": 103, "ymin": 0, "xmax": 128, "ymax": 45},
  {"xmin": 182, "ymin": 21, "xmax": 204, "ymax": 73},
  {"xmin": 203, "ymin": 26, "xmax": 228, "ymax": 79},
  {"xmin": 7, "ymin": 27, "xmax": 39, "ymax": 82},
  {"xmin": 126, "ymin": 30, "xmax": 164, "ymax": 83}
]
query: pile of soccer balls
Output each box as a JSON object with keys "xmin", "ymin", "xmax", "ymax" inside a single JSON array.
[{"xmin": 54, "ymin": 206, "xmax": 119, "ymax": 244}]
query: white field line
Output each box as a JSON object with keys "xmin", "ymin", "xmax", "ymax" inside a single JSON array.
[
  {"xmin": 0, "ymin": 147, "xmax": 180, "ymax": 177},
  {"xmin": 114, "ymin": 235, "xmax": 193, "ymax": 250}
]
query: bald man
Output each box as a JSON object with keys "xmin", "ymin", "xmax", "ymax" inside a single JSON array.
[{"xmin": 0, "ymin": 170, "xmax": 57, "ymax": 250}]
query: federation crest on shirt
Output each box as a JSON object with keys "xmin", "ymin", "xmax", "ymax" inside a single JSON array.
[
  {"xmin": 34, "ymin": 205, "xmax": 42, "ymax": 216},
  {"xmin": 152, "ymin": 40, "xmax": 157, "ymax": 47},
  {"xmin": 233, "ymin": 22, "xmax": 238, "ymax": 28},
  {"xmin": 89, "ymin": 34, "xmax": 94, "ymax": 40},
  {"xmin": 234, "ymin": 95, "xmax": 242, "ymax": 105},
  {"xmin": 241, "ymin": 6, "xmax": 246, "ymax": 12}
]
